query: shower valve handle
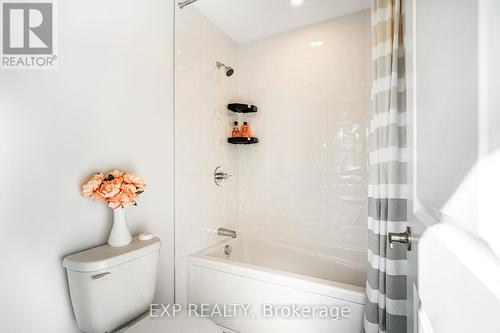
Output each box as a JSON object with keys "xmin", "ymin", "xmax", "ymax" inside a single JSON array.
[
  {"xmin": 214, "ymin": 171, "xmax": 232, "ymax": 180},
  {"xmin": 388, "ymin": 227, "xmax": 411, "ymax": 251},
  {"xmin": 214, "ymin": 166, "xmax": 231, "ymax": 186}
]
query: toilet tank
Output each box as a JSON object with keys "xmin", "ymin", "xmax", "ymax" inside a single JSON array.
[{"xmin": 63, "ymin": 237, "xmax": 161, "ymax": 333}]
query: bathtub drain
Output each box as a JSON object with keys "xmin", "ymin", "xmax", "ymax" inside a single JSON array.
[{"xmin": 224, "ymin": 245, "xmax": 232, "ymax": 257}]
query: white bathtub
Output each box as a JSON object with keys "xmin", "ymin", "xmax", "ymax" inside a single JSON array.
[{"xmin": 187, "ymin": 235, "xmax": 367, "ymax": 333}]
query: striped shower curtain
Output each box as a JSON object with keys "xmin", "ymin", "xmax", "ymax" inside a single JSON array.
[{"xmin": 364, "ymin": 0, "xmax": 407, "ymax": 332}]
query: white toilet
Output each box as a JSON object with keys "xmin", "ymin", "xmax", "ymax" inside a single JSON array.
[{"xmin": 63, "ymin": 236, "xmax": 221, "ymax": 333}]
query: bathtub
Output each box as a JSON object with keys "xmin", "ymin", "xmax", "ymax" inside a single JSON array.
[{"xmin": 187, "ymin": 235, "xmax": 367, "ymax": 333}]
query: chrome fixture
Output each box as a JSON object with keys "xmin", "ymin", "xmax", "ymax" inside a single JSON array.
[
  {"xmin": 388, "ymin": 227, "xmax": 412, "ymax": 251},
  {"xmin": 178, "ymin": 0, "xmax": 197, "ymax": 9},
  {"xmin": 216, "ymin": 61, "xmax": 235, "ymax": 77},
  {"xmin": 91, "ymin": 272, "xmax": 111, "ymax": 280},
  {"xmin": 217, "ymin": 227, "xmax": 237, "ymax": 239},
  {"xmin": 214, "ymin": 166, "xmax": 232, "ymax": 186},
  {"xmin": 224, "ymin": 245, "xmax": 232, "ymax": 257}
]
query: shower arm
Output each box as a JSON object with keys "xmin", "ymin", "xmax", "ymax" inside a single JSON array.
[{"xmin": 178, "ymin": 0, "xmax": 198, "ymax": 9}]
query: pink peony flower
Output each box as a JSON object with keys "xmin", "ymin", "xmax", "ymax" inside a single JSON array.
[
  {"xmin": 81, "ymin": 173, "xmax": 104, "ymax": 197},
  {"xmin": 107, "ymin": 170, "xmax": 124, "ymax": 179},
  {"xmin": 81, "ymin": 170, "xmax": 145, "ymax": 209},
  {"xmin": 95, "ymin": 178, "xmax": 123, "ymax": 200},
  {"xmin": 108, "ymin": 198, "xmax": 123, "ymax": 209},
  {"xmin": 120, "ymin": 184, "xmax": 139, "ymax": 206},
  {"xmin": 123, "ymin": 173, "xmax": 145, "ymax": 190}
]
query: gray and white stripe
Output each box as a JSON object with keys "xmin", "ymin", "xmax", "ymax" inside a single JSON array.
[{"xmin": 365, "ymin": 0, "xmax": 407, "ymax": 332}]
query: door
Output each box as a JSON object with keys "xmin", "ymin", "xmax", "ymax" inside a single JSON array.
[{"xmin": 404, "ymin": 0, "xmax": 500, "ymax": 333}]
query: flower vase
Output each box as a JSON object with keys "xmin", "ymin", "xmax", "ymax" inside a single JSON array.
[{"xmin": 108, "ymin": 207, "xmax": 132, "ymax": 247}]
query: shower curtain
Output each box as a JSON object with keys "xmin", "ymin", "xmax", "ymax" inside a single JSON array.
[{"xmin": 365, "ymin": 0, "xmax": 407, "ymax": 332}]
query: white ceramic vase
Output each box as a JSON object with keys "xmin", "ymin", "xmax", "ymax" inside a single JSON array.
[{"xmin": 108, "ymin": 207, "xmax": 132, "ymax": 247}]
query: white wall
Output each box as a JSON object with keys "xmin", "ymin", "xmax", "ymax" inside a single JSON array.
[
  {"xmin": 0, "ymin": 1, "xmax": 174, "ymax": 332},
  {"xmin": 174, "ymin": 6, "xmax": 239, "ymax": 305},
  {"xmin": 236, "ymin": 11, "xmax": 371, "ymax": 249},
  {"xmin": 415, "ymin": 0, "xmax": 480, "ymax": 230}
]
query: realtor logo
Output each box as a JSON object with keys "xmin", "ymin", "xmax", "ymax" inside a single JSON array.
[{"xmin": 1, "ymin": 1, "xmax": 57, "ymax": 68}]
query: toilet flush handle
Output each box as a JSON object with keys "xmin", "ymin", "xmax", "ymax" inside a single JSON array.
[{"xmin": 91, "ymin": 272, "xmax": 112, "ymax": 280}]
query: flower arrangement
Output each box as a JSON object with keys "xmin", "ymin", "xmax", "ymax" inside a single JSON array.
[{"xmin": 82, "ymin": 170, "xmax": 145, "ymax": 209}]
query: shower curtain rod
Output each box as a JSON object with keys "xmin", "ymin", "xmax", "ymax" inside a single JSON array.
[{"xmin": 178, "ymin": 0, "xmax": 198, "ymax": 9}]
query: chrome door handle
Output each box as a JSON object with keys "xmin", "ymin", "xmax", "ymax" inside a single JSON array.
[
  {"xmin": 388, "ymin": 227, "xmax": 411, "ymax": 251},
  {"xmin": 91, "ymin": 272, "xmax": 111, "ymax": 280}
]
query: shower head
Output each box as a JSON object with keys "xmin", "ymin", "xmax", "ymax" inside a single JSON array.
[
  {"xmin": 216, "ymin": 61, "xmax": 235, "ymax": 77},
  {"xmin": 178, "ymin": 0, "xmax": 197, "ymax": 9}
]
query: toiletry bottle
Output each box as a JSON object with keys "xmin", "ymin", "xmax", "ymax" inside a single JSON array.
[
  {"xmin": 232, "ymin": 121, "xmax": 240, "ymax": 137},
  {"xmin": 241, "ymin": 122, "xmax": 251, "ymax": 138}
]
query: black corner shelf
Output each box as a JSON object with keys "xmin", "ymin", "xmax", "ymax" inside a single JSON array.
[
  {"xmin": 228, "ymin": 137, "xmax": 259, "ymax": 145},
  {"xmin": 228, "ymin": 103, "xmax": 258, "ymax": 113}
]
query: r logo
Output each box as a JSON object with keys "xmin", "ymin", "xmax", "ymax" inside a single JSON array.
[{"xmin": 2, "ymin": 2, "xmax": 53, "ymax": 54}]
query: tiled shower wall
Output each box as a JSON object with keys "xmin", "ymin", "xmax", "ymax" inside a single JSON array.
[
  {"xmin": 175, "ymin": 8, "xmax": 371, "ymax": 301},
  {"xmin": 236, "ymin": 10, "xmax": 371, "ymax": 248},
  {"xmin": 175, "ymin": 7, "xmax": 239, "ymax": 305}
]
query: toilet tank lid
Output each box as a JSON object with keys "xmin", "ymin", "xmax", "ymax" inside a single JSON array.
[{"xmin": 63, "ymin": 236, "xmax": 161, "ymax": 272}]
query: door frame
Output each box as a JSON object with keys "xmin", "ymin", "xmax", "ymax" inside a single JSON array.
[{"xmin": 404, "ymin": 0, "xmax": 443, "ymax": 331}]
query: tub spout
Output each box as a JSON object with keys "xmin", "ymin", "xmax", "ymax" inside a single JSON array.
[{"xmin": 217, "ymin": 228, "xmax": 237, "ymax": 239}]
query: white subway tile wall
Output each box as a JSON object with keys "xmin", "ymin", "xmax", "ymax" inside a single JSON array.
[
  {"xmin": 175, "ymin": 7, "xmax": 239, "ymax": 305},
  {"xmin": 236, "ymin": 10, "xmax": 371, "ymax": 248}
]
